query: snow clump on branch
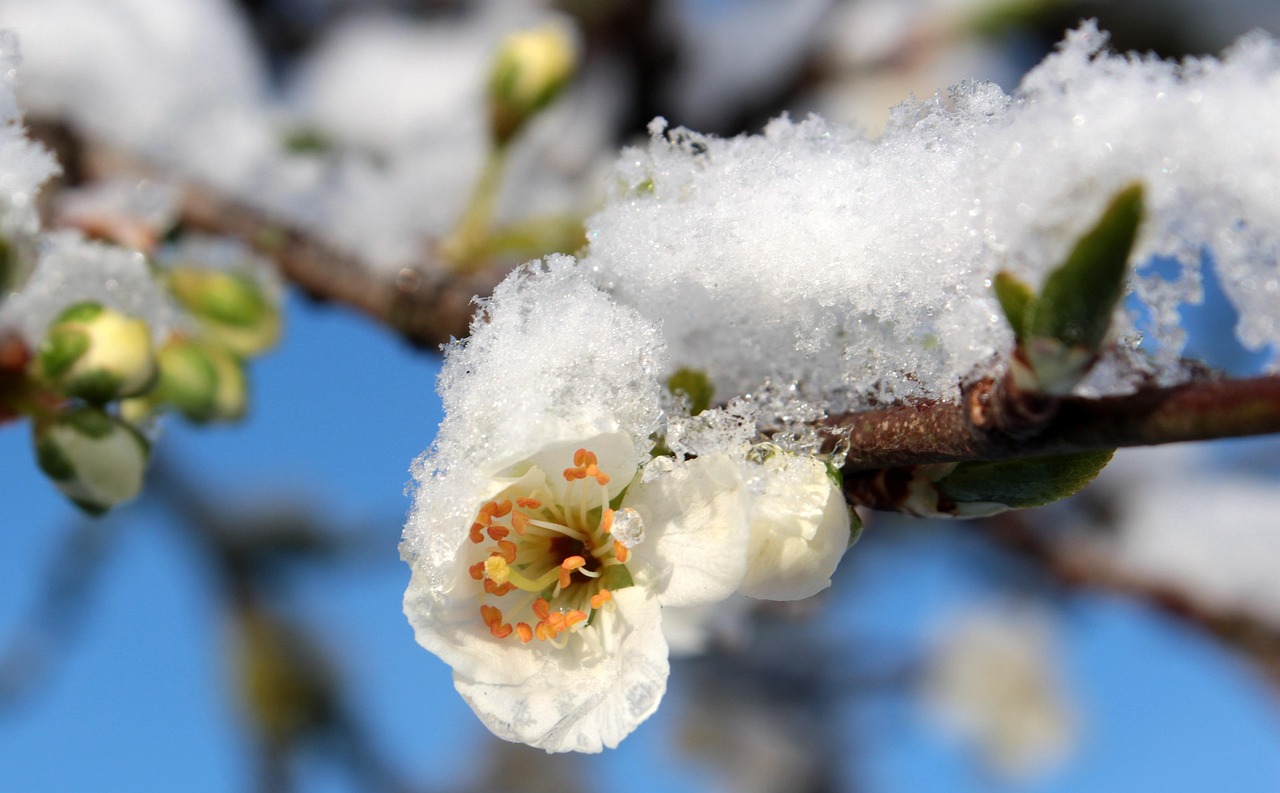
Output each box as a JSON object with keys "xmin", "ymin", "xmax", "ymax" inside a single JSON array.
[{"xmin": 585, "ymin": 22, "xmax": 1280, "ymax": 412}]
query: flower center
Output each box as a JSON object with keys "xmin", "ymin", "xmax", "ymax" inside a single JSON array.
[{"xmin": 467, "ymin": 448, "xmax": 638, "ymax": 648}]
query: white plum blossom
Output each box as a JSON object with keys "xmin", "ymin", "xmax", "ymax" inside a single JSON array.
[{"xmin": 402, "ymin": 259, "xmax": 759, "ymax": 752}]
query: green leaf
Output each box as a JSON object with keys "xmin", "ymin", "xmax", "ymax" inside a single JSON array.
[
  {"xmin": 935, "ymin": 450, "xmax": 1115, "ymax": 509},
  {"xmin": 54, "ymin": 301, "xmax": 105, "ymax": 324},
  {"xmin": 34, "ymin": 432, "xmax": 75, "ymax": 482},
  {"xmin": 1027, "ymin": 184, "xmax": 1144, "ymax": 351},
  {"xmin": 667, "ymin": 368, "xmax": 714, "ymax": 416},
  {"xmin": 993, "ymin": 271, "xmax": 1036, "ymax": 342}
]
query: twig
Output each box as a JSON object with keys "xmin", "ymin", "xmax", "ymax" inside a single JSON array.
[
  {"xmin": 29, "ymin": 119, "xmax": 500, "ymax": 349},
  {"xmin": 830, "ymin": 372, "xmax": 1280, "ymax": 472}
]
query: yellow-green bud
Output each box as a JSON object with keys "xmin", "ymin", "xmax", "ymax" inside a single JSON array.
[
  {"xmin": 167, "ymin": 267, "xmax": 280, "ymax": 358},
  {"xmin": 34, "ymin": 406, "xmax": 149, "ymax": 515},
  {"xmin": 487, "ymin": 22, "xmax": 577, "ymax": 145},
  {"xmin": 36, "ymin": 302, "xmax": 157, "ymax": 403},
  {"xmin": 154, "ymin": 338, "xmax": 248, "ymax": 423}
]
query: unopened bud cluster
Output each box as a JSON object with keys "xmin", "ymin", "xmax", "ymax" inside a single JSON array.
[{"xmin": 3, "ymin": 228, "xmax": 282, "ymax": 515}]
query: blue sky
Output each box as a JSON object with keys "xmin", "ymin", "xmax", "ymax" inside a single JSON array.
[{"xmin": 2, "ymin": 293, "xmax": 1279, "ymax": 792}]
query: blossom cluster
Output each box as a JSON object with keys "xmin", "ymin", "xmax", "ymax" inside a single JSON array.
[
  {"xmin": 0, "ymin": 33, "xmax": 281, "ymax": 513},
  {"xmin": 403, "ymin": 24, "xmax": 1280, "ymax": 753}
]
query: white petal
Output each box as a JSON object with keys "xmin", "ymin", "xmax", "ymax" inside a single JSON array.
[
  {"xmin": 453, "ymin": 586, "xmax": 669, "ymax": 753},
  {"xmin": 518, "ymin": 430, "xmax": 639, "ymax": 501},
  {"xmin": 737, "ymin": 455, "xmax": 851, "ymax": 601},
  {"xmin": 626, "ymin": 454, "xmax": 750, "ymax": 608}
]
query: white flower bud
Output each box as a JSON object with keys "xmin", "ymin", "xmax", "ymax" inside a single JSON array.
[
  {"xmin": 154, "ymin": 338, "xmax": 248, "ymax": 423},
  {"xmin": 166, "ymin": 267, "xmax": 280, "ymax": 358},
  {"xmin": 487, "ymin": 21, "xmax": 578, "ymax": 145},
  {"xmin": 34, "ymin": 406, "xmax": 149, "ymax": 515},
  {"xmin": 36, "ymin": 301, "xmax": 157, "ymax": 403},
  {"xmin": 737, "ymin": 451, "xmax": 852, "ymax": 601}
]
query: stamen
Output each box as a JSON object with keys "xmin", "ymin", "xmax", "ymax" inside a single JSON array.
[
  {"xmin": 487, "ymin": 525, "xmax": 510, "ymax": 541},
  {"xmin": 484, "ymin": 579, "xmax": 515, "ymax": 596},
  {"xmin": 468, "ymin": 561, "xmax": 486, "ymax": 580},
  {"xmin": 559, "ymin": 555, "xmax": 587, "ymax": 589},
  {"xmin": 517, "ymin": 497, "xmax": 542, "ymax": 509},
  {"xmin": 613, "ymin": 541, "xmax": 630, "ymax": 563},
  {"xmin": 496, "ymin": 540, "xmax": 518, "ymax": 563},
  {"xmin": 492, "ymin": 499, "xmax": 513, "ymax": 518},
  {"xmin": 565, "ymin": 610, "xmax": 588, "ymax": 628},
  {"xmin": 600, "ymin": 509, "xmax": 614, "ymax": 535},
  {"xmin": 516, "ymin": 623, "xmax": 533, "ymax": 643},
  {"xmin": 590, "ymin": 589, "xmax": 613, "ymax": 609},
  {"xmin": 511, "ymin": 511, "xmax": 530, "ymax": 535},
  {"xmin": 469, "ymin": 523, "xmax": 486, "ymax": 544}
]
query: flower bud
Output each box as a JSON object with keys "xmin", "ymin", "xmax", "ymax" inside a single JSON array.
[
  {"xmin": 487, "ymin": 22, "xmax": 577, "ymax": 145},
  {"xmin": 154, "ymin": 338, "xmax": 248, "ymax": 423},
  {"xmin": 34, "ymin": 406, "xmax": 149, "ymax": 515},
  {"xmin": 35, "ymin": 301, "xmax": 157, "ymax": 403},
  {"xmin": 167, "ymin": 267, "xmax": 280, "ymax": 357}
]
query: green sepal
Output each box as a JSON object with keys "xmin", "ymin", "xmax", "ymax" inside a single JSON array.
[
  {"xmin": 37, "ymin": 326, "xmax": 90, "ymax": 380},
  {"xmin": 600, "ymin": 563, "xmax": 634, "ymax": 592},
  {"xmin": 993, "ymin": 271, "xmax": 1035, "ymax": 343},
  {"xmin": 825, "ymin": 458, "xmax": 844, "ymax": 490},
  {"xmin": 61, "ymin": 405, "xmax": 116, "ymax": 439},
  {"xmin": 65, "ymin": 369, "xmax": 125, "ymax": 405},
  {"xmin": 34, "ymin": 432, "xmax": 75, "ymax": 481},
  {"xmin": 935, "ymin": 450, "xmax": 1115, "ymax": 509},
  {"xmin": 847, "ymin": 508, "xmax": 864, "ymax": 548},
  {"xmin": 667, "ymin": 368, "xmax": 714, "ymax": 416},
  {"xmin": 54, "ymin": 301, "xmax": 105, "ymax": 324},
  {"xmin": 1026, "ymin": 184, "xmax": 1144, "ymax": 352}
]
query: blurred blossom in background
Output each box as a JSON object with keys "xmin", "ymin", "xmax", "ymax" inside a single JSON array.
[{"xmin": 2, "ymin": 0, "xmax": 1280, "ymax": 791}]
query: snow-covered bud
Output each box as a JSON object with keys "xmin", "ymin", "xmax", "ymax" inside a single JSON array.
[
  {"xmin": 35, "ymin": 301, "xmax": 157, "ymax": 403},
  {"xmin": 154, "ymin": 338, "xmax": 248, "ymax": 423},
  {"xmin": 166, "ymin": 267, "xmax": 280, "ymax": 358},
  {"xmin": 34, "ymin": 406, "xmax": 149, "ymax": 515},
  {"xmin": 487, "ymin": 21, "xmax": 577, "ymax": 145}
]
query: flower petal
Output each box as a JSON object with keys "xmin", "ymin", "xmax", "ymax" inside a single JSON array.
[
  {"xmin": 626, "ymin": 454, "xmax": 750, "ymax": 608},
  {"xmin": 452, "ymin": 586, "xmax": 668, "ymax": 753},
  {"xmin": 517, "ymin": 430, "xmax": 639, "ymax": 502},
  {"xmin": 738, "ymin": 454, "xmax": 851, "ymax": 601}
]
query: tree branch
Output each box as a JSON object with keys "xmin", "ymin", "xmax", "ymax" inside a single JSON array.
[
  {"xmin": 30, "ymin": 119, "xmax": 499, "ymax": 349},
  {"xmin": 830, "ymin": 372, "xmax": 1280, "ymax": 472}
]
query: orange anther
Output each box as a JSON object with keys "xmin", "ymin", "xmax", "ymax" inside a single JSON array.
[
  {"xmin": 517, "ymin": 497, "xmax": 542, "ymax": 509},
  {"xmin": 613, "ymin": 541, "xmax": 630, "ymax": 563},
  {"xmin": 469, "ymin": 523, "xmax": 486, "ymax": 544},
  {"xmin": 487, "ymin": 526, "xmax": 510, "ymax": 541},
  {"xmin": 563, "ymin": 467, "xmax": 584, "ymax": 481},
  {"xmin": 497, "ymin": 540, "xmax": 518, "ymax": 563},
  {"xmin": 574, "ymin": 449, "xmax": 588, "ymax": 466},
  {"xmin": 511, "ymin": 512, "xmax": 530, "ymax": 534},
  {"xmin": 562, "ymin": 555, "xmax": 587, "ymax": 571},
  {"xmin": 490, "ymin": 622, "xmax": 513, "ymax": 639},
  {"xmin": 594, "ymin": 470, "xmax": 610, "ymax": 485},
  {"xmin": 590, "ymin": 589, "xmax": 613, "ymax": 609},
  {"xmin": 484, "ymin": 579, "xmax": 515, "ymax": 596},
  {"xmin": 468, "ymin": 561, "xmax": 486, "ymax": 580},
  {"xmin": 536, "ymin": 623, "xmax": 551, "ymax": 641},
  {"xmin": 516, "ymin": 623, "xmax": 533, "ymax": 643},
  {"xmin": 492, "ymin": 499, "xmax": 513, "ymax": 518},
  {"xmin": 480, "ymin": 604, "xmax": 502, "ymax": 627},
  {"xmin": 600, "ymin": 509, "xmax": 614, "ymax": 535},
  {"xmin": 565, "ymin": 610, "xmax": 588, "ymax": 628},
  {"xmin": 479, "ymin": 502, "xmax": 497, "ymax": 519},
  {"xmin": 532, "ymin": 598, "xmax": 551, "ymax": 620}
]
